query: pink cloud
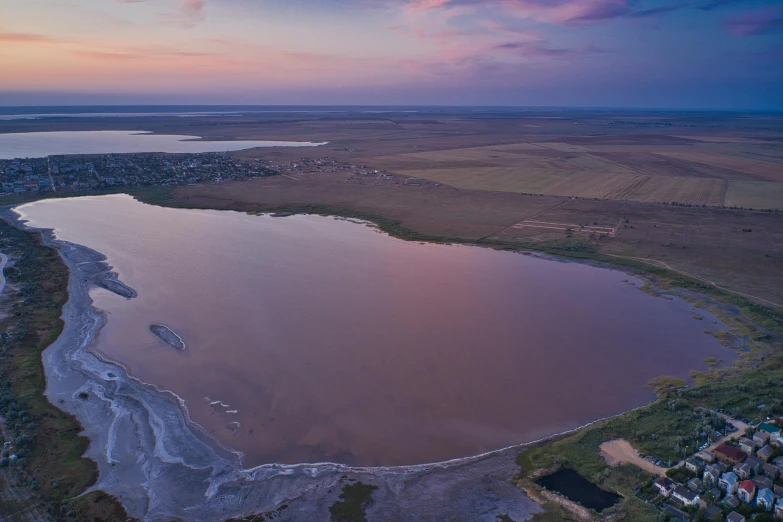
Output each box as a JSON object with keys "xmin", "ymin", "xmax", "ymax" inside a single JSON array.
[{"xmin": 726, "ymin": 5, "xmax": 783, "ymax": 36}]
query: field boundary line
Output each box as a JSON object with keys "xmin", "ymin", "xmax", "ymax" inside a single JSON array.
[
  {"xmin": 603, "ymin": 253, "xmax": 783, "ymax": 309},
  {"xmin": 478, "ymin": 199, "xmax": 570, "ymax": 241}
]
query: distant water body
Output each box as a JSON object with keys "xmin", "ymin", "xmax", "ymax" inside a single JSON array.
[
  {"xmin": 16, "ymin": 195, "xmax": 736, "ymax": 467},
  {"xmin": 0, "ymin": 131, "xmax": 324, "ymax": 159}
]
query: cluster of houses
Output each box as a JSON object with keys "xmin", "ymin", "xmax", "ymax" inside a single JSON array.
[
  {"xmin": 1, "ymin": 153, "xmax": 277, "ymax": 196},
  {"xmin": 653, "ymin": 422, "xmax": 783, "ymax": 521},
  {"xmin": 0, "ymin": 158, "xmax": 51, "ymax": 194}
]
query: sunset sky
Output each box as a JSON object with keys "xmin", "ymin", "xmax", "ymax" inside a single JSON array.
[{"xmin": 1, "ymin": 0, "xmax": 782, "ymax": 108}]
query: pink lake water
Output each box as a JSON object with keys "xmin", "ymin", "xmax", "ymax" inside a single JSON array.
[{"xmin": 16, "ymin": 194, "xmax": 735, "ymax": 467}]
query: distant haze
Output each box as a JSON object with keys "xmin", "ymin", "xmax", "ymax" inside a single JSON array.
[{"xmin": 1, "ymin": 0, "xmax": 782, "ymax": 110}]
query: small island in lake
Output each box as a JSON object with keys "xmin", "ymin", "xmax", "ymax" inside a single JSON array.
[{"xmin": 149, "ymin": 324, "xmax": 186, "ymax": 351}]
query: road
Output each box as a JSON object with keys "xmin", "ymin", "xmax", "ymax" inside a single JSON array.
[{"xmin": 600, "ymin": 439, "xmax": 666, "ymax": 476}]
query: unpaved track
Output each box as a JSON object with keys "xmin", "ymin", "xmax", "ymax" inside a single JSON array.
[{"xmin": 599, "ymin": 439, "xmax": 665, "ymax": 476}]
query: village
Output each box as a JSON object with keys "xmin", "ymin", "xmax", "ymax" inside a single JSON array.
[{"xmin": 646, "ymin": 419, "xmax": 783, "ymax": 522}]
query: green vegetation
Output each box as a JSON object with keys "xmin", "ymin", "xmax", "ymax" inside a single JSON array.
[
  {"xmin": 329, "ymin": 481, "xmax": 378, "ymax": 522},
  {"xmin": 518, "ymin": 353, "xmax": 783, "ymax": 521},
  {"xmin": 0, "ymin": 221, "xmax": 130, "ymax": 521}
]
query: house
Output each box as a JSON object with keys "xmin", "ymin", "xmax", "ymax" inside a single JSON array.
[
  {"xmin": 663, "ymin": 504, "xmax": 690, "ymax": 522},
  {"xmin": 708, "ymin": 487, "xmax": 722, "ymax": 501},
  {"xmin": 673, "ymin": 485, "xmax": 699, "ymax": 506},
  {"xmin": 758, "ymin": 422, "xmax": 781, "ymax": 436},
  {"xmin": 703, "ymin": 465, "xmax": 721, "ymax": 485},
  {"xmin": 745, "ymin": 455, "xmax": 763, "ymax": 472},
  {"xmin": 687, "ymin": 477, "xmax": 702, "ymax": 491},
  {"xmin": 738, "ymin": 480, "xmax": 756, "ymax": 503},
  {"xmin": 756, "ymin": 488, "xmax": 775, "ymax": 511},
  {"xmin": 773, "ymin": 484, "xmax": 783, "ymax": 498},
  {"xmin": 734, "ymin": 462, "xmax": 752, "ymax": 479},
  {"xmin": 699, "ymin": 449, "xmax": 715, "ymax": 463},
  {"xmin": 757, "ymin": 444, "xmax": 774, "ymax": 462},
  {"xmin": 776, "ymin": 498, "xmax": 783, "ymax": 519},
  {"xmin": 654, "ymin": 476, "xmax": 674, "ymax": 497},
  {"xmin": 726, "ymin": 511, "xmax": 745, "ymax": 522},
  {"xmin": 685, "ymin": 456, "xmax": 705, "ymax": 473},
  {"xmin": 715, "ymin": 443, "xmax": 746, "ymax": 465},
  {"xmin": 761, "ymin": 463, "xmax": 779, "ymax": 479},
  {"xmin": 723, "ymin": 495, "xmax": 740, "ymax": 510},
  {"xmin": 720, "ymin": 472, "xmax": 739, "ymax": 495},
  {"xmin": 705, "ymin": 504, "xmax": 722, "ymax": 519},
  {"xmin": 752, "ymin": 474, "xmax": 773, "ymax": 490},
  {"xmin": 753, "ymin": 431, "xmax": 769, "ymax": 447},
  {"xmin": 739, "ymin": 437, "xmax": 756, "ymax": 455}
]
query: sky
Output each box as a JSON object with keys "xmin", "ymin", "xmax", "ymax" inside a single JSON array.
[{"xmin": 1, "ymin": 0, "xmax": 782, "ymax": 109}]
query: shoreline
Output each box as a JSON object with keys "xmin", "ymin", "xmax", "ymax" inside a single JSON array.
[
  {"xmin": 0, "ymin": 198, "xmax": 766, "ymax": 521},
  {"xmin": 0, "ymin": 204, "xmax": 555, "ymax": 521}
]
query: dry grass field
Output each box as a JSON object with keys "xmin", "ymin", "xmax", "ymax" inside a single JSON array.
[
  {"xmin": 726, "ymin": 181, "xmax": 783, "ymax": 210},
  {"xmin": 370, "ymin": 137, "xmax": 781, "ymax": 208}
]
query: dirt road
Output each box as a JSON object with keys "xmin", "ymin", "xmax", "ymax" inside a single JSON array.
[{"xmin": 599, "ymin": 439, "xmax": 666, "ymax": 477}]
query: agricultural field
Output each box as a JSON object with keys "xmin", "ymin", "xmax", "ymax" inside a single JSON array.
[
  {"xmin": 726, "ymin": 181, "xmax": 783, "ymax": 210},
  {"xmin": 367, "ymin": 132, "xmax": 783, "ymax": 209}
]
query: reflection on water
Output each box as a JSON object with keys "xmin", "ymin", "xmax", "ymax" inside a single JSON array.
[
  {"xmin": 17, "ymin": 194, "xmax": 735, "ymax": 466},
  {"xmin": 0, "ymin": 130, "xmax": 324, "ymax": 159}
]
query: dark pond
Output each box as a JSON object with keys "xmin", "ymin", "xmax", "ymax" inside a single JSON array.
[{"xmin": 536, "ymin": 469, "xmax": 621, "ymax": 512}]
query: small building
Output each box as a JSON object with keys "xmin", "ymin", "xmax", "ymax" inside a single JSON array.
[
  {"xmin": 775, "ymin": 498, "xmax": 783, "ymax": 519},
  {"xmin": 654, "ymin": 476, "xmax": 674, "ymax": 497},
  {"xmin": 738, "ymin": 479, "xmax": 756, "ymax": 503},
  {"xmin": 723, "ymin": 494, "xmax": 740, "ymax": 510},
  {"xmin": 703, "ymin": 465, "xmax": 721, "ymax": 485},
  {"xmin": 699, "ymin": 449, "xmax": 715, "ymax": 463},
  {"xmin": 715, "ymin": 443, "xmax": 747, "ymax": 465},
  {"xmin": 753, "ymin": 431, "xmax": 770, "ymax": 447},
  {"xmin": 685, "ymin": 456, "xmax": 705, "ymax": 473},
  {"xmin": 708, "ymin": 487, "xmax": 722, "ymax": 501},
  {"xmin": 745, "ymin": 455, "xmax": 763, "ymax": 472},
  {"xmin": 773, "ymin": 484, "xmax": 783, "ymax": 498},
  {"xmin": 687, "ymin": 477, "xmax": 702, "ymax": 491},
  {"xmin": 672, "ymin": 484, "xmax": 700, "ymax": 506},
  {"xmin": 762, "ymin": 462, "xmax": 780, "ymax": 479},
  {"xmin": 758, "ymin": 422, "xmax": 781, "ymax": 436},
  {"xmin": 720, "ymin": 472, "xmax": 739, "ymax": 495},
  {"xmin": 756, "ymin": 487, "xmax": 775, "ymax": 511},
  {"xmin": 705, "ymin": 504, "xmax": 722, "ymax": 520},
  {"xmin": 752, "ymin": 474, "xmax": 773, "ymax": 490},
  {"xmin": 726, "ymin": 511, "xmax": 745, "ymax": 522},
  {"xmin": 739, "ymin": 437, "xmax": 756, "ymax": 455},
  {"xmin": 734, "ymin": 462, "xmax": 752, "ymax": 480},
  {"xmin": 663, "ymin": 504, "xmax": 690, "ymax": 522},
  {"xmin": 757, "ymin": 444, "xmax": 774, "ymax": 462}
]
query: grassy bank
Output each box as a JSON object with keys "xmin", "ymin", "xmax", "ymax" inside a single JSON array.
[{"xmin": 0, "ymin": 220, "xmax": 130, "ymax": 521}]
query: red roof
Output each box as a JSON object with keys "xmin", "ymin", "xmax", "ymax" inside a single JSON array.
[
  {"xmin": 739, "ymin": 480, "xmax": 756, "ymax": 492},
  {"xmin": 715, "ymin": 443, "xmax": 747, "ymax": 461}
]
